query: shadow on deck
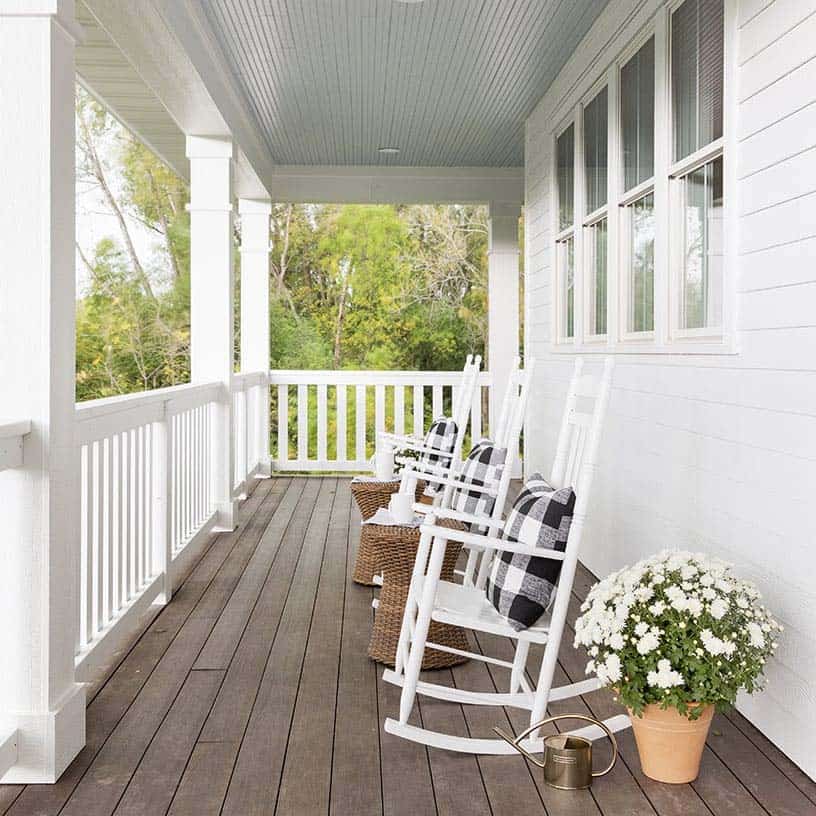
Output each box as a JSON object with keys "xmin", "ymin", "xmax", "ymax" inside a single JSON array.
[{"xmin": 2, "ymin": 477, "xmax": 814, "ymax": 815}]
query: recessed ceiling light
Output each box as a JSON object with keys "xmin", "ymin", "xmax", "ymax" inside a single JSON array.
[{"xmin": 378, "ymin": 147, "xmax": 400, "ymax": 154}]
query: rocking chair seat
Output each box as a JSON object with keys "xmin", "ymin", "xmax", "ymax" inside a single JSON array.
[{"xmin": 418, "ymin": 579, "xmax": 552, "ymax": 644}]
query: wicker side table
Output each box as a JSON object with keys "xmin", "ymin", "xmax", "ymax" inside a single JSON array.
[
  {"xmin": 351, "ymin": 479, "xmax": 426, "ymax": 585},
  {"xmin": 366, "ymin": 519, "xmax": 469, "ymax": 670}
]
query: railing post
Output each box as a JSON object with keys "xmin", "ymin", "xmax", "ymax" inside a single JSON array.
[
  {"xmin": 0, "ymin": 1, "xmax": 86, "ymax": 782},
  {"xmin": 238, "ymin": 198, "xmax": 272, "ymax": 477},
  {"xmin": 488, "ymin": 201, "xmax": 522, "ymax": 477},
  {"xmin": 187, "ymin": 135, "xmax": 237, "ymax": 530},
  {"xmin": 150, "ymin": 407, "xmax": 172, "ymax": 604}
]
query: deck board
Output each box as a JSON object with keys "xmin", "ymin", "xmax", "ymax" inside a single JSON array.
[{"xmin": 3, "ymin": 476, "xmax": 814, "ymax": 816}]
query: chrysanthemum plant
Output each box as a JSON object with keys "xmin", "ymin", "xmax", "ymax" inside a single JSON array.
[{"xmin": 574, "ymin": 551, "xmax": 782, "ymax": 719}]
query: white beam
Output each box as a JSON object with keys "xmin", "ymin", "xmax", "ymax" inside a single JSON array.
[
  {"xmin": 263, "ymin": 165, "xmax": 525, "ymax": 205},
  {"xmin": 187, "ymin": 134, "xmax": 237, "ymax": 529},
  {"xmin": 487, "ymin": 202, "xmax": 521, "ymax": 465},
  {"xmin": 239, "ymin": 198, "xmax": 272, "ymax": 477},
  {"xmin": 0, "ymin": 0, "xmax": 86, "ymax": 782}
]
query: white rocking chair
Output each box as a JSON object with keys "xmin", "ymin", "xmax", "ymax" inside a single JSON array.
[
  {"xmin": 383, "ymin": 357, "xmax": 632, "ymax": 755},
  {"xmin": 398, "ymin": 357, "xmax": 533, "ymax": 587},
  {"xmin": 376, "ymin": 354, "xmax": 481, "ymax": 480}
]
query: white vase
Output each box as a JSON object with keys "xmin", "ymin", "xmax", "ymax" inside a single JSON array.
[{"xmin": 375, "ymin": 448, "xmax": 395, "ymax": 480}]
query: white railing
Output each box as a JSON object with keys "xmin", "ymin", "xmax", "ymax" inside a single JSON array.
[
  {"xmin": 232, "ymin": 371, "xmax": 269, "ymax": 497},
  {"xmin": 0, "ymin": 420, "xmax": 30, "ymax": 471},
  {"xmin": 268, "ymin": 369, "xmax": 491, "ymax": 472}
]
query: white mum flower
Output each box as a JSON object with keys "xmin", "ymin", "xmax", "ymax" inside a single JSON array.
[
  {"xmin": 649, "ymin": 600, "xmax": 666, "ymax": 616},
  {"xmin": 647, "ymin": 659, "xmax": 685, "ymax": 689},
  {"xmin": 636, "ymin": 631, "xmax": 660, "ymax": 655},
  {"xmin": 747, "ymin": 622, "xmax": 766, "ymax": 648},
  {"xmin": 635, "ymin": 622, "xmax": 649, "ymax": 636},
  {"xmin": 605, "ymin": 653, "xmax": 622, "ymax": 683},
  {"xmin": 608, "ymin": 632, "xmax": 625, "ymax": 651},
  {"xmin": 710, "ymin": 598, "xmax": 728, "ymax": 620},
  {"xmin": 685, "ymin": 597, "xmax": 703, "ymax": 617}
]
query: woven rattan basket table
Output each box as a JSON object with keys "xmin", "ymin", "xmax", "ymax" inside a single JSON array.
[
  {"xmin": 365, "ymin": 518, "xmax": 469, "ymax": 670},
  {"xmin": 351, "ymin": 478, "xmax": 427, "ymax": 585}
]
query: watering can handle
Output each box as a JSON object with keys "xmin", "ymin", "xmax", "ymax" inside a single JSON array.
[{"xmin": 493, "ymin": 714, "xmax": 618, "ymax": 778}]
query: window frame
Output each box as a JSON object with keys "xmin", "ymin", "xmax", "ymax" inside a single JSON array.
[
  {"xmin": 554, "ymin": 118, "xmax": 577, "ymax": 344},
  {"xmin": 548, "ymin": 0, "xmax": 737, "ymax": 356},
  {"xmin": 617, "ymin": 28, "xmax": 658, "ymax": 343},
  {"xmin": 581, "ymin": 80, "xmax": 611, "ymax": 344}
]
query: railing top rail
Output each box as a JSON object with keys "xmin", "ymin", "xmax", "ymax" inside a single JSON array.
[
  {"xmin": 232, "ymin": 371, "xmax": 268, "ymax": 389},
  {"xmin": 0, "ymin": 419, "xmax": 31, "ymax": 439},
  {"xmin": 76, "ymin": 381, "xmax": 223, "ymax": 423},
  {"xmin": 269, "ymin": 369, "xmax": 491, "ymax": 385}
]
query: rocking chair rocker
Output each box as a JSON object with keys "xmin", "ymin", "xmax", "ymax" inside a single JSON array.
[{"xmin": 383, "ymin": 357, "xmax": 632, "ymax": 755}]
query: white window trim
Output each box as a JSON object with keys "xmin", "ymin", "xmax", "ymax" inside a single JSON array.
[
  {"xmin": 549, "ymin": 0, "xmax": 738, "ymax": 356},
  {"xmin": 553, "ymin": 117, "xmax": 578, "ymax": 345}
]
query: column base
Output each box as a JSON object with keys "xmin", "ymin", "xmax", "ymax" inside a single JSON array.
[
  {"xmin": 0, "ymin": 682, "xmax": 85, "ymax": 784},
  {"xmin": 213, "ymin": 499, "xmax": 239, "ymax": 532},
  {"xmin": 256, "ymin": 459, "xmax": 272, "ymax": 479}
]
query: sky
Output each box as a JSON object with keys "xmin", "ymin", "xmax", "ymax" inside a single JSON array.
[{"xmin": 74, "ymin": 112, "xmax": 173, "ymax": 297}]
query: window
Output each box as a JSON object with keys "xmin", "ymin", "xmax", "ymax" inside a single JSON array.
[
  {"xmin": 557, "ymin": 125, "xmax": 575, "ymax": 230},
  {"xmin": 587, "ymin": 218, "xmax": 608, "ymax": 336},
  {"xmin": 584, "ymin": 88, "xmax": 608, "ymax": 214},
  {"xmin": 561, "ymin": 236, "xmax": 575, "ymax": 338},
  {"xmin": 621, "ymin": 37, "xmax": 654, "ymax": 192},
  {"xmin": 583, "ymin": 87, "xmax": 608, "ymax": 338},
  {"xmin": 626, "ymin": 193, "xmax": 655, "ymax": 333},
  {"xmin": 680, "ymin": 158, "xmax": 723, "ymax": 329},
  {"xmin": 556, "ymin": 124, "xmax": 576, "ymax": 340},
  {"xmin": 671, "ymin": 0, "xmax": 724, "ymax": 333},
  {"xmin": 671, "ymin": 0, "xmax": 723, "ymax": 162},
  {"xmin": 550, "ymin": 0, "xmax": 728, "ymax": 351}
]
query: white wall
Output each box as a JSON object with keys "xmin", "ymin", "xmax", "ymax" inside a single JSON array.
[{"xmin": 524, "ymin": 0, "xmax": 816, "ymax": 777}]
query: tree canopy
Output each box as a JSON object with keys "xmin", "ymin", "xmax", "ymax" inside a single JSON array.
[{"xmin": 75, "ymin": 85, "xmax": 507, "ymax": 403}]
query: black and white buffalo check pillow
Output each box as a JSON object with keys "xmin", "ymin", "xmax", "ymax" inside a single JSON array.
[
  {"xmin": 485, "ymin": 474, "xmax": 576, "ymax": 631},
  {"xmin": 450, "ymin": 440, "xmax": 507, "ymax": 518},
  {"xmin": 418, "ymin": 417, "xmax": 458, "ymax": 493}
]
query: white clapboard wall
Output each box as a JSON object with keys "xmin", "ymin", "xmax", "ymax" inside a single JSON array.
[{"xmin": 523, "ymin": 0, "xmax": 816, "ymax": 778}]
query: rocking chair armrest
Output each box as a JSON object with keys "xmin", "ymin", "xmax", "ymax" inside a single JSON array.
[
  {"xmin": 396, "ymin": 462, "xmax": 456, "ymax": 485},
  {"xmin": 420, "ymin": 522, "xmax": 567, "ymax": 561},
  {"xmin": 412, "ymin": 504, "xmax": 505, "ymax": 531},
  {"xmin": 393, "ymin": 442, "xmax": 456, "ymax": 459},
  {"xmin": 409, "ymin": 471, "xmax": 497, "ymax": 496},
  {"xmin": 378, "ymin": 430, "xmax": 421, "ymax": 448}
]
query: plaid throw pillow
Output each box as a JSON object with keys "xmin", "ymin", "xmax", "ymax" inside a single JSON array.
[
  {"xmin": 485, "ymin": 474, "xmax": 576, "ymax": 631},
  {"xmin": 418, "ymin": 417, "xmax": 458, "ymax": 493},
  {"xmin": 450, "ymin": 440, "xmax": 507, "ymax": 518}
]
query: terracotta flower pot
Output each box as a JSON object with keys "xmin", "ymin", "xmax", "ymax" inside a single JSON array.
[{"xmin": 628, "ymin": 703, "xmax": 714, "ymax": 784}]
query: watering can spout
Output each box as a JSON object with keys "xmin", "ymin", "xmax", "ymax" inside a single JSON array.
[{"xmin": 493, "ymin": 726, "xmax": 546, "ymax": 768}]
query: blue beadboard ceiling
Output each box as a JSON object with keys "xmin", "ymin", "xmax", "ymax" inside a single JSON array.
[{"xmin": 197, "ymin": 0, "xmax": 609, "ymax": 167}]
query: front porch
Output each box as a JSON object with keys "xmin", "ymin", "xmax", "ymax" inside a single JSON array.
[{"xmin": 1, "ymin": 476, "xmax": 811, "ymax": 816}]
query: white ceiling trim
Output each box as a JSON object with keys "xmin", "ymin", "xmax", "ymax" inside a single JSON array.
[{"xmin": 265, "ymin": 165, "xmax": 524, "ymax": 204}]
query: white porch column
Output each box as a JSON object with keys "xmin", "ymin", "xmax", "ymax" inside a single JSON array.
[
  {"xmin": 186, "ymin": 135, "xmax": 237, "ymax": 529},
  {"xmin": 0, "ymin": 0, "xmax": 86, "ymax": 782},
  {"xmin": 239, "ymin": 199, "xmax": 272, "ymax": 477},
  {"xmin": 487, "ymin": 202, "xmax": 521, "ymax": 439}
]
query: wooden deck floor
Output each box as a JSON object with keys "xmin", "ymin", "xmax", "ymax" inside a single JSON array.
[{"xmin": 3, "ymin": 476, "xmax": 815, "ymax": 816}]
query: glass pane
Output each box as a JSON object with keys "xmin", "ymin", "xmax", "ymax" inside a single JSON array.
[
  {"xmin": 621, "ymin": 37, "xmax": 655, "ymax": 191},
  {"xmin": 628, "ymin": 193, "xmax": 655, "ymax": 333},
  {"xmin": 584, "ymin": 87, "xmax": 608, "ymax": 213},
  {"xmin": 560, "ymin": 237, "xmax": 575, "ymax": 338},
  {"xmin": 672, "ymin": 0, "xmax": 724, "ymax": 161},
  {"xmin": 588, "ymin": 219, "xmax": 608, "ymax": 336},
  {"xmin": 681, "ymin": 158, "xmax": 723, "ymax": 329},
  {"xmin": 557, "ymin": 125, "xmax": 575, "ymax": 230}
]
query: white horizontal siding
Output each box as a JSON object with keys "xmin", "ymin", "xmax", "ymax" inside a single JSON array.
[{"xmin": 524, "ymin": 0, "xmax": 816, "ymax": 779}]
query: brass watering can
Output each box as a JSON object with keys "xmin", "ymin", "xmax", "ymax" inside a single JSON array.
[{"xmin": 494, "ymin": 714, "xmax": 618, "ymax": 790}]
